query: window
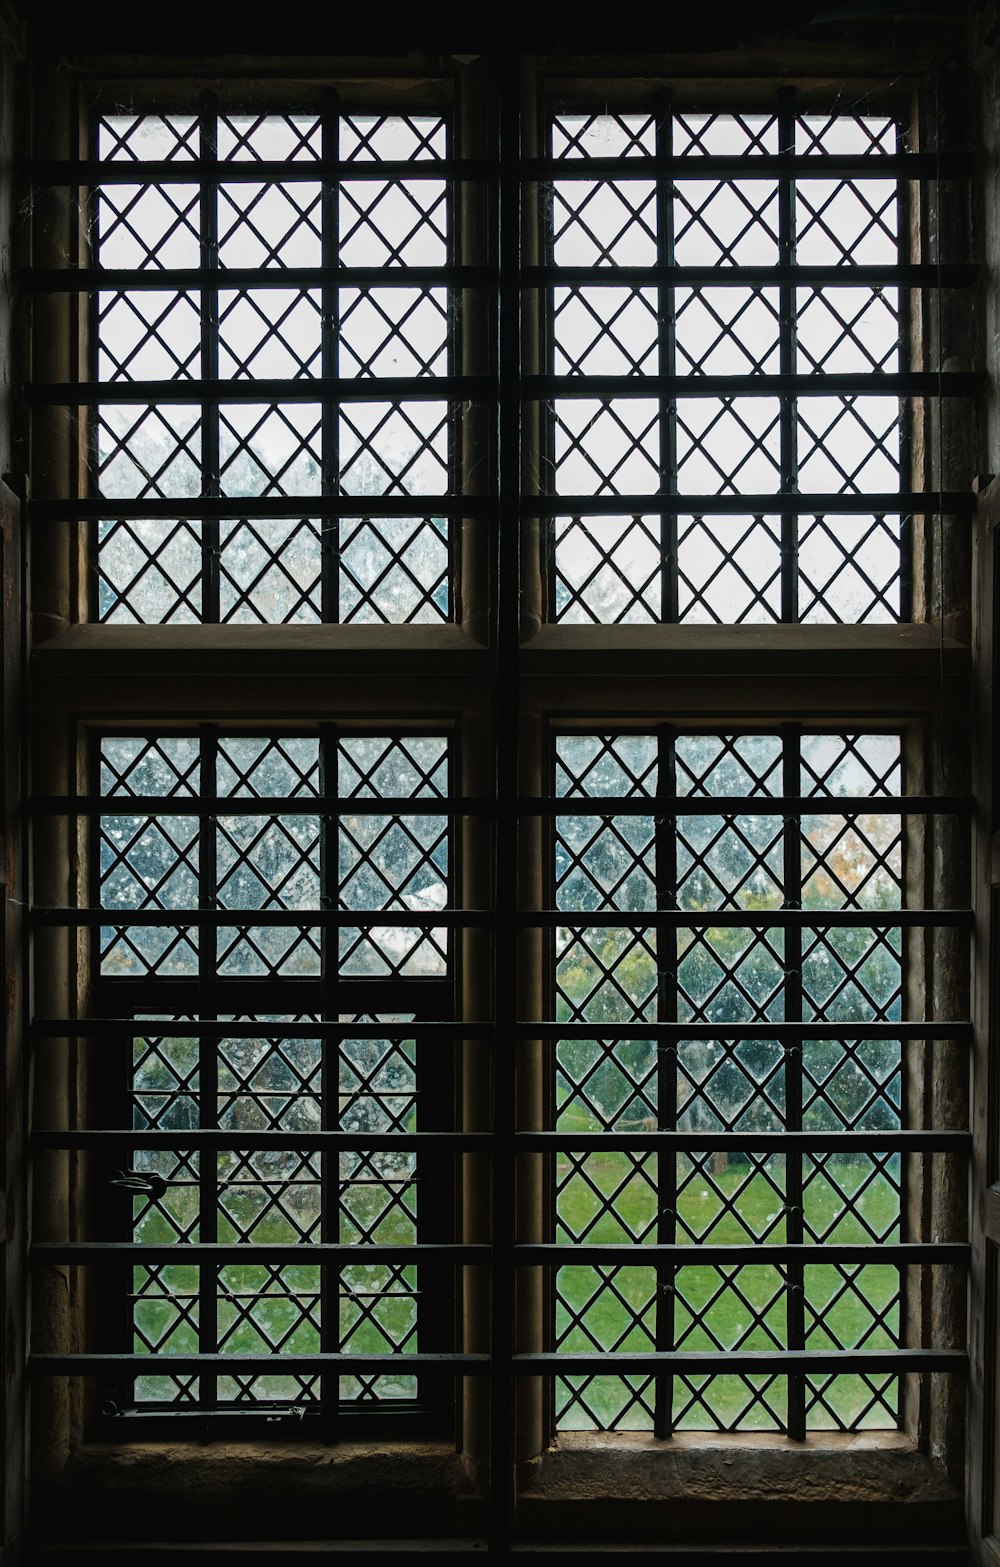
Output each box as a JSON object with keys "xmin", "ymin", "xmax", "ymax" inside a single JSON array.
[{"xmin": 21, "ymin": 51, "xmax": 972, "ymax": 1552}]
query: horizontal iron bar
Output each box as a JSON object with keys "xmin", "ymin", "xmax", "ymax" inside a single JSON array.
[
  {"xmin": 31, "ymin": 1018, "xmax": 492, "ymax": 1039},
  {"xmin": 29, "ymin": 495, "xmax": 492, "ymax": 521},
  {"xmin": 33, "ymin": 793, "xmax": 970, "ymax": 818},
  {"xmin": 30, "ymin": 1352, "xmax": 487, "ymax": 1374},
  {"xmin": 20, "ymin": 262, "xmax": 979, "ymax": 292},
  {"xmin": 522, "ymin": 795, "xmax": 972, "ymax": 817},
  {"xmin": 27, "ymin": 1348, "xmax": 965, "ymax": 1377},
  {"xmin": 523, "ymin": 908, "xmax": 970, "ymax": 928},
  {"xmin": 515, "ymin": 1242, "xmax": 969, "ymax": 1265},
  {"xmin": 522, "ymin": 263, "xmax": 980, "ymax": 288},
  {"xmin": 32, "ymin": 1129, "xmax": 492, "ymax": 1150},
  {"xmin": 517, "ymin": 1130, "xmax": 968, "ymax": 1151},
  {"xmin": 32, "ymin": 1242, "xmax": 491, "ymax": 1264},
  {"xmin": 528, "ymin": 371, "xmax": 982, "ymax": 398},
  {"xmin": 528, "ymin": 491, "xmax": 975, "ymax": 516},
  {"xmin": 27, "ymin": 373, "xmax": 982, "ymax": 405},
  {"xmin": 32, "ymin": 907, "xmax": 490, "ymax": 928},
  {"xmin": 20, "ymin": 265, "xmax": 500, "ymax": 292},
  {"xmin": 26, "ymin": 157, "xmax": 492, "ymax": 185},
  {"xmin": 26, "ymin": 492, "xmax": 975, "ymax": 521},
  {"xmin": 31, "ymin": 795, "xmax": 492, "ymax": 816},
  {"xmin": 517, "ymin": 1348, "xmax": 966, "ymax": 1374},
  {"xmin": 519, "ymin": 1021, "xmax": 971, "ymax": 1041},
  {"xmin": 523, "ymin": 151, "xmax": 972, "ymax": 179},
  {"xmin": 25, "ymin": 376, "xmax": 495, "ymax": 406},
  {"xmin": 25, "ymin": 149, "xmax": 973, "ymax": 186}
]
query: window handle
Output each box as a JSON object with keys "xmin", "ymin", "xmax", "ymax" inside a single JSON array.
[{"xmin": 110, "ymin": 1169, "xmax": 167, "ymax": 1199}]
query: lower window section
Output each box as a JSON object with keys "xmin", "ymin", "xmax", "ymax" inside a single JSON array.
[
  {"xmin": 551, "ymin": 728, "xmax": 903, "ymax": 1435},
  {"xmin": 92, "ymin": 725, "xmax": 456, "ymax": 1431},
  {"xmin": 123, "ymin": 1013, "xmax": 429, "ymax": 1415}
]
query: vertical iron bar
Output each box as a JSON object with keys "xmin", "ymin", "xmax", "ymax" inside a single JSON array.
[
  {"xmin": 656, "ymin": 96, "xmax": 679, "ymax": 625},
  {"xmin": 319, "ymin": 721, "xmax": 339, "ymax": 1441},
  {"xmin": 490, "ymin": 54, "xmax": 520, "ymax": 1555},
  {"xmin": 778, "ymin": 89, "xmax": 798, "ymax": 625},
  {"xmin": 897, "ymin": 119, "xmax": 913, "ymax": 623},
  {"xmin": 198, "ymin": 724, "xmax": 219, "ymax": 1421},
  {"xmin": 543, "ymin": 95, "xmax": 557, "ymax": 624},
  {"xmin": 782, "ymin": 723, "xmax": 805, "ymax": 1439},
  {"xmin": 199, "ymin": 94, "xmax": 221, "ymax": 624},
  {"xmin": 654, "ymin": 723, "xmax": 678, "ymax": 1438},
  {"xmin": 321, "ymin": 92, "xmax": 340, "ymax": 625}
]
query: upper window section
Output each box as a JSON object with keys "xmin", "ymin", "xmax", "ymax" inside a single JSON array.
[
  {"xmin": 92, "ymin": 103, "xmax": 454, "ymax": 625},
  {"xmin": 546, "ymin": 106, "xmax": 909, "ymax": 626}
]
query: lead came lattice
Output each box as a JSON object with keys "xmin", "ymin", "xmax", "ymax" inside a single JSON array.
[{"xmin": 552, "ymin": 729, "xmax": 903, "ymax": 1433}]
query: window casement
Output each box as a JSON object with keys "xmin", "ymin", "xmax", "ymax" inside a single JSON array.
[{"xmin": 20, "ymin": 51, "xmax": 974, "ymax": 1553}]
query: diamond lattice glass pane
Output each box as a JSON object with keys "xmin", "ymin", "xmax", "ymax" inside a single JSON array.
[
  {"xmin": 340, "ymin": 402, "xmax": 448, "ymax": 496},
  {"xmin": 553, "ymin": 286, "xmax": 658, "ymax": 376},
  {"xmin": 554, "ymin": 515, "xmax": 661, "ymax": 623},
  {"xmin": 552, "ymin": 113, "xmax": 656, "ymax": 269},
  {"xmin": 339, "ymin": 115, "xmax": 447, "ymax": 268},
  {"xmin": 218, "ymin": 288, "xmax": 321, "ymax": 379},
  {"xmin": 339, "ymin": 516, "xmax": 449, "ymax": 623},
  {"xmin": 674, "ymin": 113, "xmax": 780, "ymax": 157},
  {"xmin": 97, "ymin": 290, "xmax": 200, "ymax": 382},
  {"xmin": 797, "ymin": 396, "xmax": 899, "ymax": 493},
  {"xmin": 554, "ymin": 399, "xmax": 659, "ymax": 495},
  {"xmin": 797, "ymin": 286, "xmax": 899, "ymax": 375},
  {"xmin": 218, "ymin": 517, "xmax": 323, "ymax": 624},
  {"xmin": 215, "ymin": 738, "xmax": 321, "ymax": 976},
  {"xmin": 100, "ymin": 737, "xmax": 200, "ymax": 975},
  {"xmin": 339, "ymin": 286, "xmax": 447, "ymax": 378},
  {"xmin": 675, "ymin": 287, "xmax": 780, "ymax": 376},
  {"xmin": 338, "ymin": 736, "xmax": 449, "ymax": 977},
  {"xmin": 677, "ymin": 398, "xmax": 781, "ymax": 494},
  {"xmin": 218, "ymin": 113, "xmax": 321, "ymax": 163},
  {"xmin": 339, "ymin": 1015, "xmax": 421, "ymax": 1404},
  {"xmin": 677, "ymin": 515, "xmax": 782, "ymax": 623},
  {"xmin": 98, "ymin": 517, "xmax": 202, "ymax": 623},
  {"xmin": 132, "ymin": 1263, "xmax": 200, "ymax": 1404},
  {"xmin": 219, "ymin": 403, "xmax": 322, "ymax": 496},
  {"xmin": 97, "ymin": 405, "xmax": 201, "ymax": 500},
  {"xmin": 799, "ymin": 515, "xmax": 903, "ymax": 623},
  {"xmin": 673, "ymin": 177, "xmax": 779, "ymax": 267},
  {"xmin": 218, "ymin": 168, "xmax": 321, "ymax": 270}
]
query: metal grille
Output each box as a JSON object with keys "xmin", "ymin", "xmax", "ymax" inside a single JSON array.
[
  {"xmin": 93, "ymin": 729, "xmax": 453, "ymax": 1424},
  {"xmin": 547, "ymin": 105, "xmax": 909, "ymax": 626},
  {"xmin": 552, "ymin": 729, "xmax": 904, "ymax": 1434},
  {"xmin": 93, "ymin": 103, "xmax": 453, "ymax": 625}
]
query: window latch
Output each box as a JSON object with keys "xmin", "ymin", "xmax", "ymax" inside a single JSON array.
[{"xmin": 111, "ymin": 1169, "xmax": 167, "ymax": 1199}]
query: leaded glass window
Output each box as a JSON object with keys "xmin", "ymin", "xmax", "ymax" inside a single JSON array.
[
  {"xmin": 93, "ymin": 729, "xmax": 454, "ymax": 1427},
  {"xmin": 546, "ymin": 108, "xmax": 908, "ymax": 625},
  {"xmin": 93, "ymin": 104, "xmax": 454, "ymax": 625},
  {"xmin": 552, "ymin": 728, "xmax": 905, "ymax": 1434}
]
